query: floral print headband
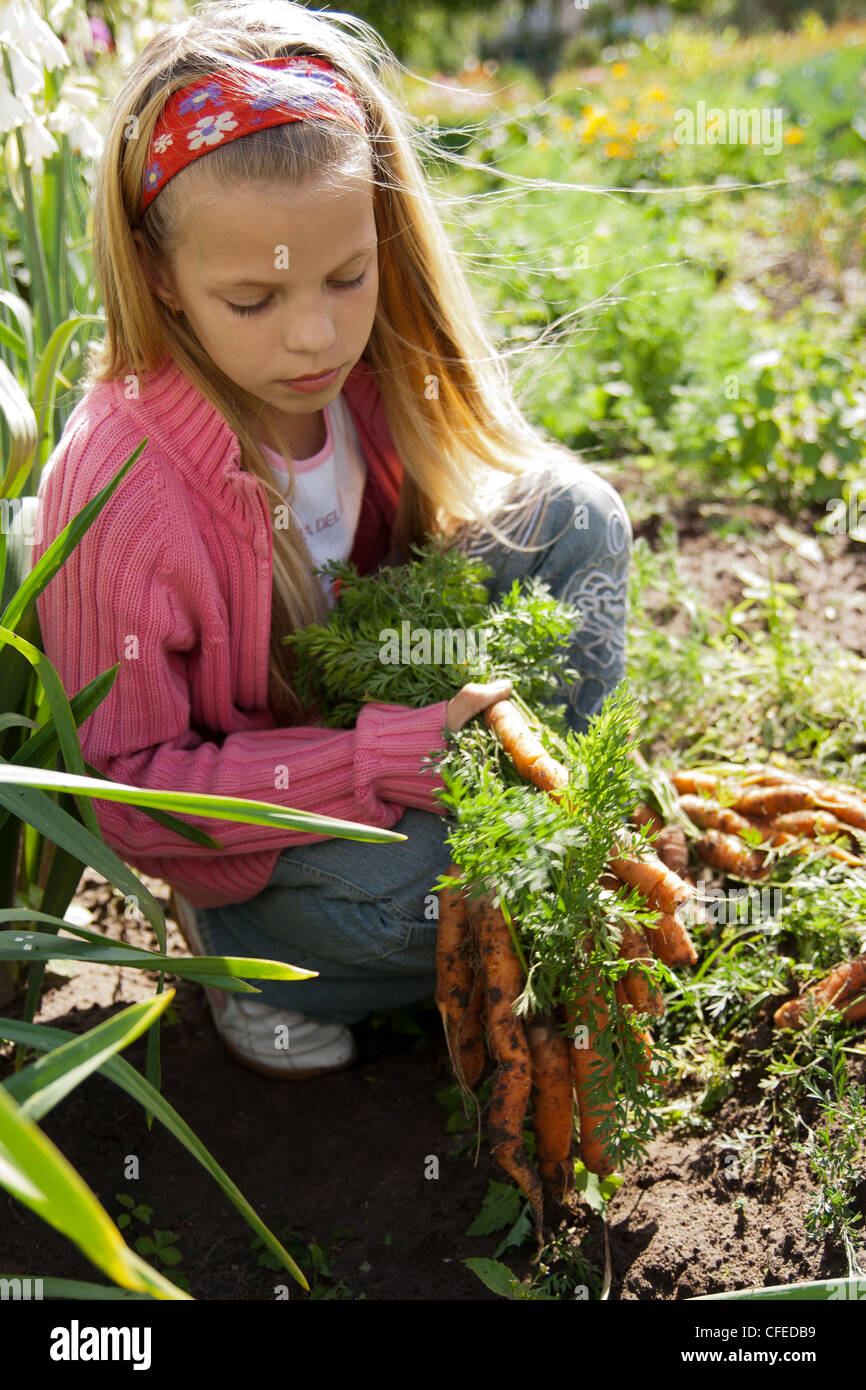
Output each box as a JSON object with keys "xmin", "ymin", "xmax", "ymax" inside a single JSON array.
[{"xmin": 140, "ymin": 55, "xmax": 367, "ymax": 215}]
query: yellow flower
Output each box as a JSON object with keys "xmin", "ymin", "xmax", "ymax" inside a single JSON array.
[
  {"xmin": 640, "ymin": 86, "xmax": 668, "ymax": 103},
  {"xmin": 604, "ymin": 140, "xmax": 633, "ymax": 159},
  {"xmin": 582, "ymin": 104, "xmax": 595, "ymax": 119},
  {"xmin": 535, "ymin": 137, "xmax": 549, "ymax": 152},
  {"xmin": 784, "ymin": 126, "xmax": 805, "ymax": 144},
  {"xmin": 556, "ymin": 115, "xmax": 574, "ymax": 132},
  {"xmin": 611, "ymin": 62, "xmax": 629, "ymax": 79},
  {"xmin": 613, "ymin": 95, "xmax": 630, "ymax": 112},
  {"xmin": 582, "ymin": 111, "xmax": 616, "ymax": 141}
]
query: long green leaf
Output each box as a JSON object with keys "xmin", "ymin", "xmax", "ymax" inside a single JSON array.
[
  {"xmin": 0, "ymin": 630, "xmax": 104, "ymax": 845},
  {"xmin": 0, "ymin": 1275, "xmax": 155, "ymax": 1300},
  {"xmin": 0, "ymin": 761, "xmax": 408, "ymax": 840},
  {"xmin": 30, "ymin": 315, "xmax": 104, "ymax": 469},
  {"xmin": 0, "ymin": 1016, "xmax": 310, "ymax": 1290},
  {"xmin": 0, "ymin": 1273, "xmax": 155, "ymax": 1295},
  {"xmin": 690, "ymin": 1276, "xmax": 866, "ymax": 1301},
  {"xmin": 0, "ymin": 1083, "xmax": 189, "ymax": 1298},
  {"xmin": 0, "ymin": 922, "xmax": 315, "ymax": 992},
  {"xmin": 0, "ymin": 436, "xmax": 146, "ymax": 633},
  {"xmin": 0, "ymin": 764, "xmax": 170, "ymax": 954},
  {"xmin": 4, "ymin": 992, "xmax": 175, "ymax": 1118}
]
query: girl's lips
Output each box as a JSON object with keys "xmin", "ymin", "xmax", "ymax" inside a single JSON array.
[{"xmin": 277, "ymin": 366, "xmax": 341, "ymax": 393}]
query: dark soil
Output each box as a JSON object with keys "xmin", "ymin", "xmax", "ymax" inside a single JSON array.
[{"xmin": 2, "ymin": 492, "xmax": 864, "ymax": 1301}]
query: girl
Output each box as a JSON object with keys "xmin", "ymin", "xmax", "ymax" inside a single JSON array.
[{"xmin": 33, "ymin": 0, "xmax": 633, "ymax": 1079}]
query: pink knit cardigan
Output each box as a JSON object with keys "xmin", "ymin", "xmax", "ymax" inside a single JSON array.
[{"xmin": 32, "ymin": 352, "xmax": 451, "ymax": 909}]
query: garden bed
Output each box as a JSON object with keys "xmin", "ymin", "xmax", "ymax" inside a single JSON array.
[{"xmin": 2, "ymin": 493, "xmax": 864, "ymax": 1300}]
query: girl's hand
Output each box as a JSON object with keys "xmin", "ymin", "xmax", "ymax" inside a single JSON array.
[{"xmin": 446, "ymin": 679, "xmax": 513, "ymax": 735}]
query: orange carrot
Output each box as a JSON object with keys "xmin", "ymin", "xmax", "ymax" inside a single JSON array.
[
  {"xmin": 460, "ymin": 963, "xmax": 487, "ymax": 1092},
  {"xmin": 618, "ymin": 923, "xmax": 664, "ymax": 1016},
  {"xmin": 771, "ymin": 809, "xmax": 859, "ymax": 846},
  {"xmin": 527, "ymin": 1016, "xmax": 574, "ymax": 1201},
  {"xmin": 810, "ymin": 793, "xmax": 866, "ymax": 833},
  {"xmin": 677, "ymin": 794, "xmax": 757, "ymax": 839},
  {"xmin": 565, "ymin": 964, "xmax": 617, "ymax": 1177},
  {"xmin": 645, "ymin": 911, "xmax": 699, "ymax": 967},
  {"xmin": 730, "ymin": 785, "xmax": 819, "ymax": 817},
  {"xmin": 774, "ymin": 956, "xmax": 866, "ymax": 1030},
  {"xmin": 482, "ymin": 698, "xmax": 569, "ymax": 791},
  {"xmin": 608, "ymin": 828, "xmax": 693, "ymax": 916},
  {"xmin": 631, "ymin": 801, "xmax": 665, "ymax": 836},
  {"xmin": 435, "ymin": 864, "xmax": 479, "ymax": 1093},
  {"xmin": 671, "ymin": 771, "xmax": 720, "ymax": 795},
  {"xmin": 464, "ymin": 893, "xmax": 545, "ymax": 1240},
  {"xmin": 694, "ymin": 828, "xmax": 769, "ymax": 880},
  {"xmin": 654, "ymin": 824, "xmax": 690, "ymax": 877}
]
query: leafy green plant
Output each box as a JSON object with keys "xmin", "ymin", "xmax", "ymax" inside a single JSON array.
[
  {"xmin": 115, "ymin": 1194, "xmax": 189, "ymax": 1294},
  {"xmin": 250, "ymin": 1229, "xmax": 360, "ymax": 1300},
  {"xmin": 792, "ymin": 1039, "xmax": 866, "ymax": 1277}
]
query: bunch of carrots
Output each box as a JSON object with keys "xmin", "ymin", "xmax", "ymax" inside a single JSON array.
[
  {"xmin": 437, "ymin": 723, "xmax": 866, "ymax": 1243},
  {"xmin": 435, "ymin": 697, "xmax": 699, "ymax": 1245},
  {"xmin": 663, "ymin": 762, "xmax": 866, "ymax": 1035}
]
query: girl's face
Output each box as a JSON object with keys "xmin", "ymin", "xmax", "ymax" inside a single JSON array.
[{"xmin": 135, "ymin": 166, "xmax": 379, "ymax": 443}]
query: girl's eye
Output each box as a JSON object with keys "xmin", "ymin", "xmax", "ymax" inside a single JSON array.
[{"xmin": 227, "ymin": 268, "xmax": 369, "ymax": 316}]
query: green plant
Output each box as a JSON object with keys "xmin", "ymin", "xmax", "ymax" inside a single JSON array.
[
  {"xmin": 250, "ymin": 1229, "xmax": 360, "ymax": 1300},
  {"xmin": 793, "ymin": 1039, "xmax": 866, "ymax": 1277},
  {"xmin": 115, "ymin": 1194, "xmax": 189, "ymax": 1294}
]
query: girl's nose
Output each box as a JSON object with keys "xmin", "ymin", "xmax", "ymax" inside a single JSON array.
[{"xmin": 279, "ymin": 302, "xmax": 337, "ymax": 357}]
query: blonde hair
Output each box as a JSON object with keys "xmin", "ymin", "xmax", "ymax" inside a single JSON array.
[{"xmin": 88, "ymin": 0, "xmax": 580, "ymax": 726}]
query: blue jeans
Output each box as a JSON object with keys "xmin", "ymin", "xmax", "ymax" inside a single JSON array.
[{"xmin": 194, "ymin": 460, "xmax": 633, "ymax": 1023}]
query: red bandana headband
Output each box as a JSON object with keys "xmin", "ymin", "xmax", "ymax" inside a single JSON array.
[{"xmin": 140, "ymin": 55, "xmax": 367, "ymax": 215}]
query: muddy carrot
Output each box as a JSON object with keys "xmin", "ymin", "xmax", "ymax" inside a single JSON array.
[
  {"xmin": 608, "ymin": 828, "xmax": 693, "ymax": 916},
  {"xmin": 460, "ymin": 964, "xmax": 487, "ymax": 1092},
  {"xmin": 565, "ymin": 965, "xmax": 617, "ymax": 1177},
  {"xmin": 654, "ymin": 824, "xmax": 690, "ymax": 877},
  {"xmin": 527, "ymin": 1016, "xmax": 574, "ymax": 1201},
  {"xmin": 482, "ymin": 698, "xmax": 569, "ymax": 791},
  {"xmin": 774, "ymin": 957, "xmax": 866, "ymax": 1030},
  {"xmin": 810, "ymin": 793, "xmax": 866, "ymax": 833},
  {"xmin": 747, "ymin": 818, "xmax": 865, "ymax": 868},
  {"xmin": 435, "ymin": 864, "xmax": 478, "ymax": 1092},
  {"xmin": 694, "ymin": 828, "xmax": 769, "ymax": 880},
  {"xmin": 772, "ymin": 810, "xmax": 859, "ymax": 846},
  {"xmin": 677, "ymin": 794, "xmax": 757, "ymax": 839},
  {"xmin": 464, "ymin": 893, "xmax": 545, "ymax": 1240},
  {"xmin": 644, "ymin": 911, "xmax": 699, "ymax": 967},
  {"xmin": 730, "ymin": 785, "xmax": 819, "ymax": 817},
  {"xmin": 618, "ymin": 923, "xmax": 664, "ymax": 1016},
  {"xmin": 631, "ymin": 801, "xmax": 665, "ymax": 836}
]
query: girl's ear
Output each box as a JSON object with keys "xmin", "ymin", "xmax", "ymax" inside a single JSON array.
[{"xmin": 131, "ymin": 229, "xmax": 178, "ymax": 312}]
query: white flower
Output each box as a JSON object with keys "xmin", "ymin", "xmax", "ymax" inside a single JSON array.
[
  {"xmin": 153, "ymin": 132, "xmax": 173, "ymax": 153},
  {"xmin": 5, "ymin": 45, "xmax": 43, "ymax": 98},
  {"xmin": 187, "ymin": 110, "xmax": 238, "ymax": 150},
  {"xmin": 19, "ymin": 101, "xmax": 59, "ymax": 171},
  {"xmin": 0, "ymin": 0, "xmax": 69, "ymax": 71},
  {"xmin": 46, "ymin": 101, "xmax": 103, "ymax": 158},
  {"xmin": 0, "ymin": 77, "xmax": 29, "ymax": 135}
]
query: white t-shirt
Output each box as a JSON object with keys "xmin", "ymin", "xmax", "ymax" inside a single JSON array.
[{"xmin": 260, "ymin": 393, "xmax": 367, "ymax": 608}]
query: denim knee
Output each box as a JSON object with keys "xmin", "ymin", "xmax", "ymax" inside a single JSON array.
[{"xmin": 533, "ymin": 466, "xmax": 633, "ymax": 728}]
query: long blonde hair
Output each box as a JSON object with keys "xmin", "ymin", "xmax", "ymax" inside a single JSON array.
[{"xmin": 88, "ymin": 0, "xmax": 580, "ymax": 726}]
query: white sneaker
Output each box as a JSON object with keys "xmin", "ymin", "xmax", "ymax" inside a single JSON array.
[{"xmin": 169, "ymin": 890, "xmax": 357, "ymax": 1080}]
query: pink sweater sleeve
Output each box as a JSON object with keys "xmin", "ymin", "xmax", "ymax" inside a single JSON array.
[{"xmin": 34, "ymin": 489, "xmax": 453, "ymax": 869}]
